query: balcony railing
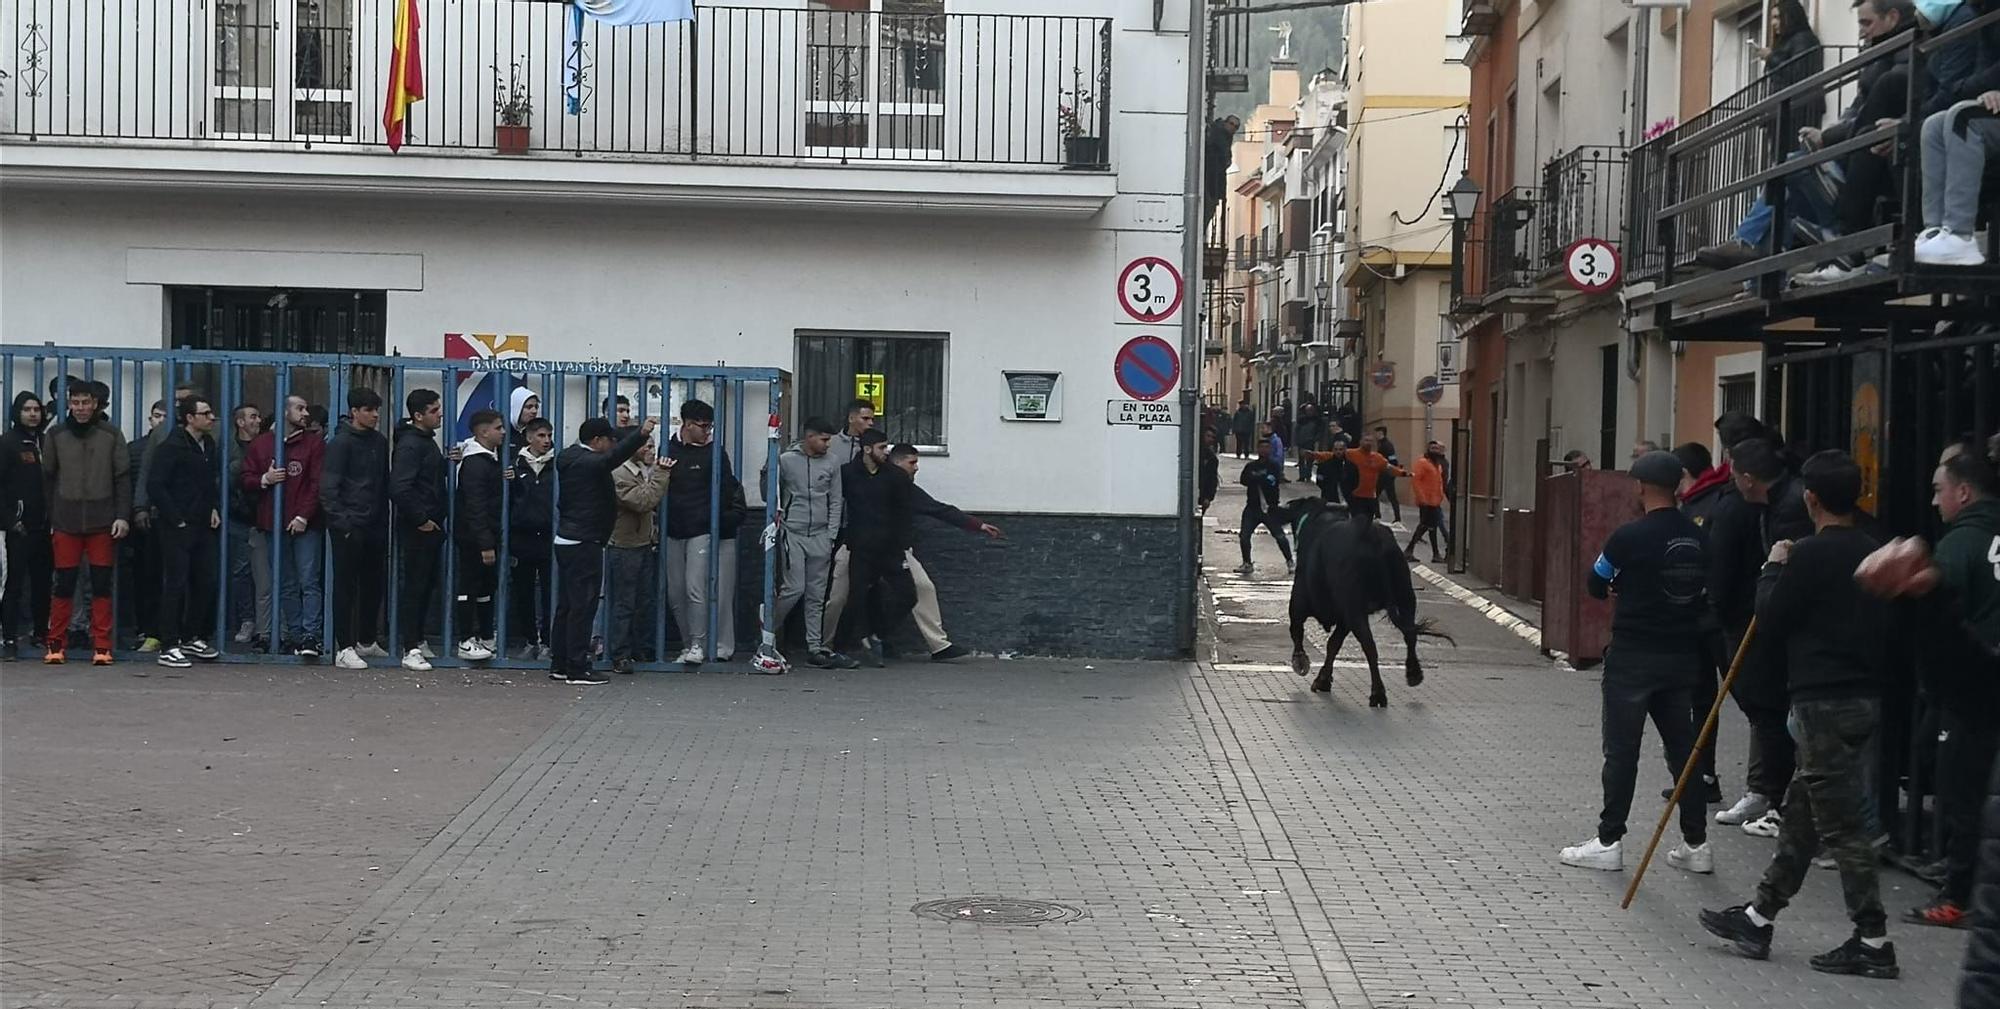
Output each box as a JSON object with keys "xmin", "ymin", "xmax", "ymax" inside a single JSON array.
[
  {"xmin": 0, "ymin": 2, "xmax": 1113, "ymax": 169},
  {"xmin": 1485, "ymin": 187, "xmax": 1541, "ymax": 295},
  {"xmin": 1625, "ymin": 45, "xmax": 1860, "ymax": 283},
  {"xmin": 1538, "ymin": 145, "xmax": 1626, "ymax": 282}
]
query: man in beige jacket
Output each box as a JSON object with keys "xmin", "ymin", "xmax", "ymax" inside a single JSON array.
[{"xmin": 607, "ymin": 434, "xmax": 670, "ymax": 674}]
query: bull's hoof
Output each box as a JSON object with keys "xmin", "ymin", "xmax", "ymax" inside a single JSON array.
[
  {"xmin": 1290, "ymin": 651, "xmax": 1310, "ymax": 677},
  {"xmin": 1368, "ymin": 692, "xmax": 1389, "ymax": 708},
  {"xmin": 1310, "ymin": 676, "xmax": 1332, "ymax": 693},
  {"xmin": 1406, "ymin": 665, "xmax": 1425, "ymax": 688}
]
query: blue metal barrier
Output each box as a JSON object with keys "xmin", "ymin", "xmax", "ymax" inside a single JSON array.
[{"xmin": 3, "ymin": 345, "xmax": 784, "ymax": 673}]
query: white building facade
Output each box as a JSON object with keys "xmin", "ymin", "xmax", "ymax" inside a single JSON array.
[{"xmin": 0, "ymin": 0, "xmax": 1202, "ymax": 658}]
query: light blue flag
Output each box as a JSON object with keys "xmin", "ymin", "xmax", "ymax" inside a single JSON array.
[
  {"xmin": 576, "ymin": 0, "xmax": 696, "ymax": 26},
  {"xmin": 565, "ymin": 0, "xmax": 695, "ymax": 115}
]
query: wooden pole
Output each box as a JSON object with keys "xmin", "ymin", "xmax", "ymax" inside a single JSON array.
[{"xmin": 1622, "ymin": 618, "xmax": 1760, "ymax": 909}]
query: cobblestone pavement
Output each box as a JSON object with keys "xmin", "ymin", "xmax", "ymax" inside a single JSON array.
[{"xmin": 0, "ymin": 480, "xmax": 1967, "ymax": 1008}]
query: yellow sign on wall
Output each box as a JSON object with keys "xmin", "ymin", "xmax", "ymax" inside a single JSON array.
[{"xmin": 854, "ymin": 373, "xmax": 886, "ymax": 412}]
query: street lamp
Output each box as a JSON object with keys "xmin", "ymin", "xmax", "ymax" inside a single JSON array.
[
  {"xmin": 1443, "ymin": 171, "xmax": 1483, "ymax": 312},
  {"xmin": 1445, "ymin": 170, "xmax": 1482, "ymax": 222}
]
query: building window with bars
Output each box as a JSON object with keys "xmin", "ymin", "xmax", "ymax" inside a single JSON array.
[{"xmin": 795, "ymin": 330, "xmax": 948, "ymax": 449}]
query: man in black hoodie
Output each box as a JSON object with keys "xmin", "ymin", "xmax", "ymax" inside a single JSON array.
[
  {"xmin": 664, "ymin": 399, "xmax": 746, "ymax": 667},
  {"xmin": 147, "ymin": 396, "xmax": 223, "ymax": 669},
  {"xmin": 389, "ymin": 389, "xmax": 449, "ymax": 672},
  {"xmin": 0, "ymin": 392, "xmax": 50, "ymax": 660},
  {"xmin": 831, "ymin": 429, "xmax": 915, "ymax": 664},
  {"xmin": 323, "ymin": 388, "xmax": 391, "ymax": 669},
  {"xmin": 451, "ymin": 410, "xmax": 506, "ymax": 663},
  {"xmin": 1700, "ymin": 450, "xmax": 1898, "ymax": 980},
  {"xmin": 508, "ymin": 417, "xmax": 557, "ymax": 659},
  {"xmin": 1726, "ymin": 436, "xmax": 1816, "ymax": 840},
  {"xmin": 550, "ymin": 416, "xmax": 655, "ymax": 685}
]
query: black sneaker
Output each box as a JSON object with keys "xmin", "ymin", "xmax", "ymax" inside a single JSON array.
[
  {"xmin": 860, "ymin": 642, "xmax": 886, "ymax": 668},
  {"xmin": 1810, "ymin": 935, "xmax": 1898, "ymax": 979},
  {"xmin": 295, "ymin": 643, "xmax": 322, "ymax": 660},
  {"xmin": 1696, "ymin": 240, "xmax": 1761, "ymax": 269},
  {"xmin": 809, "ymin": 650, "xmax": 860, "ymax": 670},
  {"xmin": 566, "ymin": 670, "xmax": 611, "ymax": 685},
  {"xmin": 930, "ymin": 644, "xmax": 970, "ymax": 663},
  {"xmin": 548, "ymin": 670, "xmax": 568, "ymax": 681},
  {"xmin": 2, "ymin": 639, "xmax": 18, "ymax": 661},
  {"xmin": 612, "ymin": 658, "xmax": 636, "ymax": 675},
  {"xmin": 1699, "ymin": 905, "xmax": 1774, "ymax": 960}
]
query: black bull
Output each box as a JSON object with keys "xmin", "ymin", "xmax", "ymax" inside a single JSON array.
[{"xmin": 1271, "ymin": 498, "xmax": 1454, "ymax": 706}]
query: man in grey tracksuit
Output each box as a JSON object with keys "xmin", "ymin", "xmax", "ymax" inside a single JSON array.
[{"xmin": 761, "ymin": 417, "xmax": 853, "ymax": 671}]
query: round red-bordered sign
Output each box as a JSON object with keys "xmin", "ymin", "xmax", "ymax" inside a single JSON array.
[
  {"xmin": 1562, "ymin": 238, "xmax": 1622, "ymax": 294},
  {"xmin": 1116, "ymin": 257, "xmax": 1185, "ymax": 323},
  {"xmin": 1114, "ymin": 335, "xmax": 1181, "ymax": 402}
]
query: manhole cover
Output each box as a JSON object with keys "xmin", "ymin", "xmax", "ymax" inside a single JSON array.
[{"xmin": 911, "ymin": 896, "xmax": 1085, "ymax": 926}]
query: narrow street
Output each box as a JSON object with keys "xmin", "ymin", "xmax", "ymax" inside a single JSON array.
[{"xmin": 0, "ymin": 480, "xmax": 1966, "ymax": 1009}]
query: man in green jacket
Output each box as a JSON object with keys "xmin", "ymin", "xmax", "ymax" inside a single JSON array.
[
  {"xmin": 1857, "ymin": 445, "xmax": 2000, "ymax": 931},
  {"xmin": 40, "ymin": 383, "xmax": 131, "ymax": 665}
]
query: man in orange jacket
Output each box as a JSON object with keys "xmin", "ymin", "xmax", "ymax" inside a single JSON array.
[
  {"xmin": 1303, "ymin": 432, "xmax": 1406, "ymax": 522},
  {"xmin": 1404, "ymin": 441, "xmax": 1450, "ymax": 562}
]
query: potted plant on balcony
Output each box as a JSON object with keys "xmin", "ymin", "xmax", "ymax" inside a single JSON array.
[
  {"xmin": 1058, "ymin": 68, "xmax": 1103, "ymax": 169},
  {"xmin": 493, "ymin": 61, "xmax": 532, "ymax": 155}
]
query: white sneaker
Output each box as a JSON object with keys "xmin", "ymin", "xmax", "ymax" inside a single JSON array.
[
  {"xmin": 356, "ymin": 642, "xmax": 389, "ymax": 659},
  {"xmin": 1915, "ymin": 230, "xmax": 1987, "ymax": 266},
  {"xmin": 1915, "ymin": 225, "xmax": 1946, "ymax": 246},
  {"xmin": 677, "ymin": 646, "xmax": 706, "ymax": 665},
  {"xmin": 750, "ymin": 651, "xmax": 788, "ymax": 675},
  {"xmin": 1741, "ymin": 809, "xmax": 1783, "ymax": 838},
  {"xmin": 457, "ymin": 638, "xmax": 494, "ymax": 661},
  {"xmin": 418, "ymin": 641, "xmax": 437, "ymax": 660},
  {"xmin": 1791, "ymin": 262, "xmax": 1860, "ymax": 286},
  {"xmin": 1559, "ymin": 836, "xmax": 1624, "ymax": 871},
  {"xmin": 334, "ymin": 647, "xmax": 368, "ymax": 670},
  {"xmin": 1716, "ymin": 792, "xmax": 1770, "ymax": 825},
  {"xmin": 1666, "ymin": 841, "xmax": 1715, "ymax": 874},
  {"xmin": 477, "ymin": 637, "xmax": 497, "ymax": 654},
  {"xmin": 233, "ymin": 621, "xmax": 255, "ymax": 644},
  {"xmin": 401, "ymin": 648, "xmax": 433, "ymax": 672}
]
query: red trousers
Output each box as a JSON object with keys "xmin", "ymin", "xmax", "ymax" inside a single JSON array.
[{"xmin": 49, "ymin": 530, "xmax": 114, "ymax": 652}]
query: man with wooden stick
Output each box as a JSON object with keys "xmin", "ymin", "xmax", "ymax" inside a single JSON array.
[
  {"xmin": 1699, "ymin": 449, "xmax": 1898, "ymax": 981},
  {"xmin": 1559, "ymin": 451, "xmax": 1713, "ymax": 875}
]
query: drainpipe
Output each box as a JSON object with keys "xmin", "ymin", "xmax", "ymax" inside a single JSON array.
[{"xmin": 1176, "ymin": 3, "xmax": 1208, "ymax": 656}]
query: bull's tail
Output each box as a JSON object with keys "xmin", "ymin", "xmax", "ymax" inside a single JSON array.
[{"xmin": 1412, "ymin": 618, "xmax": 1457, "ymax": 646}]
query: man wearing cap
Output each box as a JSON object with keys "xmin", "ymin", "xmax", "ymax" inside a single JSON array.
[
  {"xmin": 1560, "ymin": 450, "xmax": 1714, "ymax": 877},
  {"xmin": 1699, "ymin": 450, "xmax": 1897, "ymax": 979}
]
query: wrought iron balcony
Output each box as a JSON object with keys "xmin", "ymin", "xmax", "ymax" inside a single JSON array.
[
  {"xmin": 0, "ymin": 2, "xmax": 1113, "ymax": 170},
  {"xmin": 1537, "ymin": 145, "xmax": 1626, "ymax": 284}
]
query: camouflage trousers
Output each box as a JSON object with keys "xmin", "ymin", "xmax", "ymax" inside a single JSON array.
[{"xmin": 1753, "ymin": 696, "xmax": 1887, "ymax": 937}]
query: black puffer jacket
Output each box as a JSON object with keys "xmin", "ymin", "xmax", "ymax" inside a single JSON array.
[
  {"xmin": 321, "ymin": 422, "xmax": 390, "ymax": 535},
  {"xmin": 552, "ymin": 427, "xmax": 650, "ymax": 545},
  {"xmin": 1961, "ymin": 749, "xmax": 2000, "ymax": 1009},
  {"xmin": 388, "ymin": 420, "xmax": 447, "ymax": 531}
]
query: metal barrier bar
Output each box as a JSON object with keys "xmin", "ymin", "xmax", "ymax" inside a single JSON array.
[{"xmin": 442, "ymin": 363, "xmax": 458, "ymax": 657}]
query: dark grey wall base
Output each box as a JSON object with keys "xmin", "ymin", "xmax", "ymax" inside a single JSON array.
[{"xmin": 725, "ymin": 513, "xmax": 1185, "ymax": 660}]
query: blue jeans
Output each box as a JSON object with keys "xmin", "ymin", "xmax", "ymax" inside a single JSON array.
[
  {"xmin": 275, "ymin": 528, "xmax": 326, "ymax": 644},
  {"xmin": 1734, "ymin": 149, "xmax": 1837, "ymax": 248},
  {"xmin": 227, "ymin": 519, "xmax": 257, "ymax": 630}
]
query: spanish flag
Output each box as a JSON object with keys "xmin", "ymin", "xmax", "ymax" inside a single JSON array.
[{"xmin": 382, "ymin": 0, "xmax": 424, "ymax": 151}]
